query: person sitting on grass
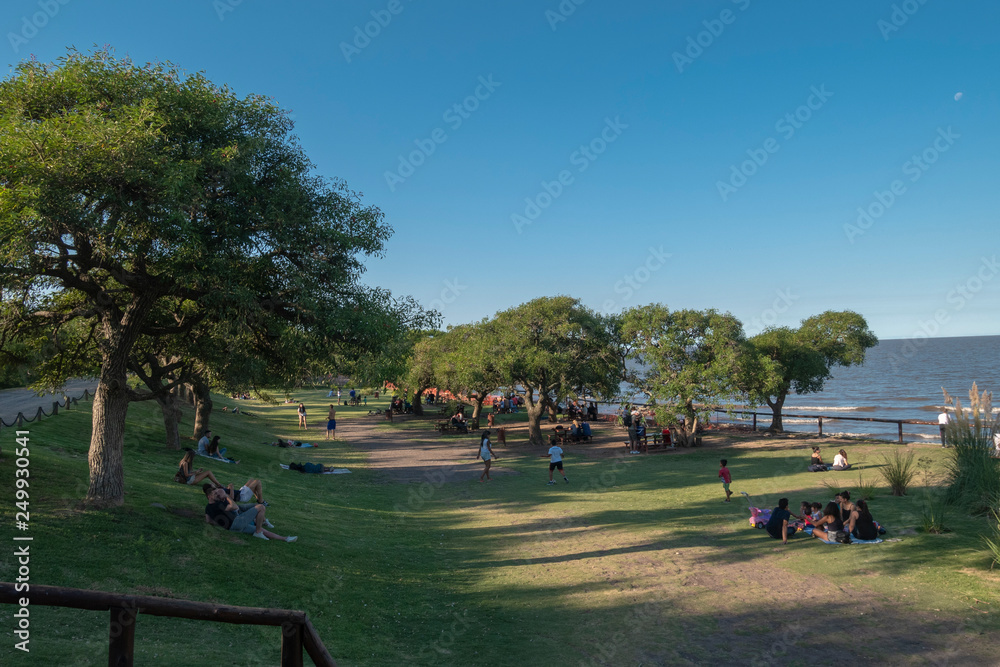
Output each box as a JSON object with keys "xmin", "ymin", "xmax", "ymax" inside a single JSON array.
[
  {"xmin": 810, "ymin": 502, "xmax": 823, "ymax": 524},
  {"xmin": 809, "ymin": 447, "xmax": 829, "ymax": 471},
  {"xmin": 835, "ymin": 490, "xmax": 857, "ymax": 526},
  {"xmin": 831, "ymin": 449, "xmax": 851, "ymax": 471},
  {"xmin": 207, "ymin": 435, "xmax": 239, "ymax": 463},
  {"xmin": 810, "ymin": 502, "xmax": 845, "ymax": 542},
  {"xmin": 848, "ymin": 498, "xmax": 879, "ymax": 540},
  {"xmin": 174, "ymin": 448, "xmax": 222, "ymax": 487},
  {"xmin": 197, "ymin": 429, "xmax": 213, "ymax": 456},
  {"xmin": 764, "ymin": 497, "xmax": 797, "ymax": 544},
  {"xmin": 203, "ymin": 486, "xmax": 296, "ymax": 542}
]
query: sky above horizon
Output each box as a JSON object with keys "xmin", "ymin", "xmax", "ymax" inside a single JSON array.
[{"xmin": 5, "ymin": 0, "xmax": 999, "ymax": 340}]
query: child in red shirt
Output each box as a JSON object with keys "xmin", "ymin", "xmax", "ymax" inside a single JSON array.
[{"xmin": 719, "ymin": 459, "xmax": 732, "ymax": 502}]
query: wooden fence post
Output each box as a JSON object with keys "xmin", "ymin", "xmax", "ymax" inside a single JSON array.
[
  {"xmin": 898, "ymin": 421, "xmax": 903, "ymax": 444},
  {"xmin": 108, "ymin": 604, "xmax": 137, "ymax": 667},
  {"xmin": 280, "ymin": 622, "xmax": 304, "ymax": 667},
  {"xmin": 52, "ymin": 401, "xmax": 59, "ymax": 415},
  {"xmin": 817, "ymin": 416, "xmax": 823, "ymax": 437},
  {"xmin": 752, "ymin": 413, "xmax": 757, "ymax": 431}
]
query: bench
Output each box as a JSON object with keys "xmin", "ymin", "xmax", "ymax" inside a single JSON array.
[{"xmin": 436, "ymin": 421, "xmax": 470, "ymax": 434}]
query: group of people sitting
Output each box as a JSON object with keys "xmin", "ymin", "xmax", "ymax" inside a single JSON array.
[
  {"xmin": 565, "ymin": 401, "xmax": 599, "ymax": 421},
  {"xmin": 195, "ymin": 429, "xmax": 238, "ymax": 463},
  {"xmin": 766, "ymin": 490, "xmax": 882, "ymax": 544},
  {"xmin": 808, "ymin": 446, "xmax": 851, "ymax": 472},
  {"xmin": 491, "ymin": 395, "xmax": 521, "ymax": 414},
  {"xmin": 550, "ymin": 418, "xmax": 593, "ymax": 445},
  {"xmin": 174, "ymin": 448, "xmax": 298, "ymax": 543}
]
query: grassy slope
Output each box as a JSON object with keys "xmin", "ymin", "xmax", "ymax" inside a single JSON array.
[{"xmin": 0, "ymin": 391, "xmax": 998, "ymax": 666}]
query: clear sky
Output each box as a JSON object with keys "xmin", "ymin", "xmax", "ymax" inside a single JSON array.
[{"xmin": 6, "ymin": 0, "xmax": 999, "ymax": 339}]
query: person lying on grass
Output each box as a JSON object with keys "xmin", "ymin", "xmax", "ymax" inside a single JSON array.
[
  {"xmin": 764, "ymin": 497, "xmax": 797, "ymax": 544},
  {"xmin": 219, "ymin": 478, "xmax": 266, "ymax": 505},
  {"xmin": 288, "ymin": 462, "xmax": 336, "ymax": 473},
  {"xmin": 203, "ymin": 485, "xmax": 296, "ymax": 542},
  {"xmin": 174, "ymin": 448, "xmax": 222, "ymax": 487}
]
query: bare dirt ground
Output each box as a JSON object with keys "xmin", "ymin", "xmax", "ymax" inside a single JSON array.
[{"xmin": 336, "ymin": 414, "xmax": 999, "ymax": 665}]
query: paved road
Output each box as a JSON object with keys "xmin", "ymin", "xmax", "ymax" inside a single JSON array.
[{"xmin": 0, "ymin": 378, "xmax": 99, "ymax": 426}]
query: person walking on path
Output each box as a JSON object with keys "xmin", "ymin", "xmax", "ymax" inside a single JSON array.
[
  {"xmin": 326, "ymin": 405, "xmax": 337, "ymax": 440},
  {"xmin": 719, "ymin": 459, "xmax": 732, "ymax": 502},
  {"xmin": 545, "ymin": 440, "xmax": 569, "ymax": 485},
  {"xmin": 478, "ymin": 430, "xmax": 497, "ymax": 482},
  {"xmin": 298, "ymin": 402, "xmax": 308, "ymax": 430}
]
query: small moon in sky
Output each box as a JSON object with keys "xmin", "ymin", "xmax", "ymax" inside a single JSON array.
[{"xmin": 954, "ymin": 92, "xmax": 964, "ymax": 101}]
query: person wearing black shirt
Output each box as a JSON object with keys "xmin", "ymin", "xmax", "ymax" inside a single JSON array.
[
  {"xmin": 203, "ymin": 486, "xmax": 297, "ymax": 543},
  {"xmin": 765, "ymin": 498, "xmax": 797, "ymax": 544}
]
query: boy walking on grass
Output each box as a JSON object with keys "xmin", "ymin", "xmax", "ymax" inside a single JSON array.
[
  {"xmin": 545, "ymin": 437, "xmax": 569, "ymax": 485},
  {"xmin": 719, "ymin": 459, "xmax": 732, "ymax": 502}
]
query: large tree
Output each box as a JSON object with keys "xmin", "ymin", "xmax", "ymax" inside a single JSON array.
[
  {"xmin": 0, "ymin": 50, "xmax": 397, "ymax": 505},
  {"xmin": 492, "ymin": 297, "xmax": 620, "ymax": 445},
  {"xmin": 620, "ymin": 305, "xmax": 747, "ymax": 446},
  {"xmin": 437, "ymin": 321, "xmax": 505, "ymax": 424},
  {"xmin": 745, "ymin": 310, "xmax": 878, "ymax": 431}
]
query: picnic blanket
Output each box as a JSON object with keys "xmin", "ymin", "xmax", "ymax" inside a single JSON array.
[
  {"xmin": 196, "ymin": 451, "xmax": 236, "ymax": 464},
  {"xmin": 815, "ymin": 536, "xmax": 883, "ymax": 545},
  {"xmin": 279, "ymin": 464, "xmax": 351, "ymax": 474}
]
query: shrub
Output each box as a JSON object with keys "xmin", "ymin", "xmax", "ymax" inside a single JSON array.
[
  {"xmin": 943, "ymin": 383, "xmax": 1000, "ymax": 515},
  {"xmin": 920, "ymin": 493, "xmax": 950, "ymax": 534},
  {"xmin": 985, "ymin": 510, "xmax": 1000, "ymax": 570},
  {"xmin": 855, "ymin": 472, "xmax": 879, "ymax": 501},
  {"xmin": 879, "ymin": 448, "xmax": 916, "ymax": 496}
]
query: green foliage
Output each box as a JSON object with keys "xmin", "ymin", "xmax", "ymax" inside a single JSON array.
[
  {"xmin": 879, "ymin": 448, "xmax": 917, "ymax": 496},
  {"xmin": 985, "ymin": 510, "xmax": 1000, "ymax": 569},
  {"xmin": 620, "ymin": 305, "xmax": 746, "ymax": 446},
  {"xmin": 743, "ymin": 311, "xmax": 877, "ymax": 431},
  {"xmin": 943, "ymin": 383, "xmax": 1000, "ymax": 515},
  {"xmin": 854, "ymin": 472, "xmax": 879, "ymax": 501},
  {"xmin": 920, "ymin": 494, "xmax": 950, "ymax": 534},
  {"xmin": 491, "ymin": 297, "xmax": 621, "ymax": 443}
]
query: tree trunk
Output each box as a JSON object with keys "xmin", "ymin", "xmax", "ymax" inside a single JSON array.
[
  {"xmin": 766, "ymin": 394, "xmax": 786, "ymax": 432},
  {"xmin": 190, "ymin": 380, "xmax": 213, "ymax": 438},
  {"xmin": 87, "ymin": 378, "xmax": 130, "ymax": 506},
  {"xmin": 471, "ymin": 394, "xmax": 485, "ymax": 421},
  {"xmin": 547, "ymin": 403, "xmax": 558, "ymax": 423},
  {"xmin": 525, "ymin": 389, "xmax": 548, "ymax": 446},
  {"xmin": 156, "ymin": 391, "xmax": 182, "ymax": 450},
  {"xmin": 412, "ymin": 387, "xmax": 425, "ymax": 416},
  {"xmin": 87, "ymin": 293, "xmax": 155, "ymax": 507},
  {"xmin": 676, "ymin": 403, "xmax": 698, "ymax": 447}
]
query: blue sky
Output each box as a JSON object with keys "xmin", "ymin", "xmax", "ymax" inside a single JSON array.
[{"xmin": 6, "ymin": 0, "xmax": 999, "ymax": 339}]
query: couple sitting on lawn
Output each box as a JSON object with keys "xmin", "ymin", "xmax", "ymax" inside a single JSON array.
[{"xmin": 809, "ymin": 447, "xmax": 851, "ymax": 472}]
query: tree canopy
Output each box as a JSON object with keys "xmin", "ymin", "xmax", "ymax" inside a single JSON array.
[
  {"xmin": 0, "ymin": 49, "xmax": 413, "ymax": 505},
  {"xmin": 745, "ymin": 310, "xmax": 878, "ymax": 431},
  {"xmin": 620, "ymin": 305, "xmax": 747, "ymax": 446}
]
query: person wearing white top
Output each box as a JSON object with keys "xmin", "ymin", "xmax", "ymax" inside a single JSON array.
[
  {"xmin": 545, "ymin": 440, "xmax": 568, "ymax": 485},
  {"xmin": 831, "ymin": 449, "xmax": 851, "ymax": 471},
  {"xmin": 937, "ymin": 411, "xmax": 950, "ymax": 447},
  {"xmin": 478, "ymin": 431, "xmax": 497, "ymax": 482}
]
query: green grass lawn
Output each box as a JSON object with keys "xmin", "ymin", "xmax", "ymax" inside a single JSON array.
[{"xmin": 1, "ymin": 390, "xmax": 998, "ymax": 665}]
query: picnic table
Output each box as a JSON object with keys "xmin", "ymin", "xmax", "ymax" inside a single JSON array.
[{"xmin": 622, "ymin": 430, "xmax": 674, "ymax": 453}]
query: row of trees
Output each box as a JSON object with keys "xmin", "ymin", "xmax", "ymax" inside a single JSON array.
[
  {"xmin": 394, "ymin": 298, "xmax": 878, "ymax": 447},
  {"xmin": 0, "ymin": 50, "xmax": 434, "ymax": 506}
]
